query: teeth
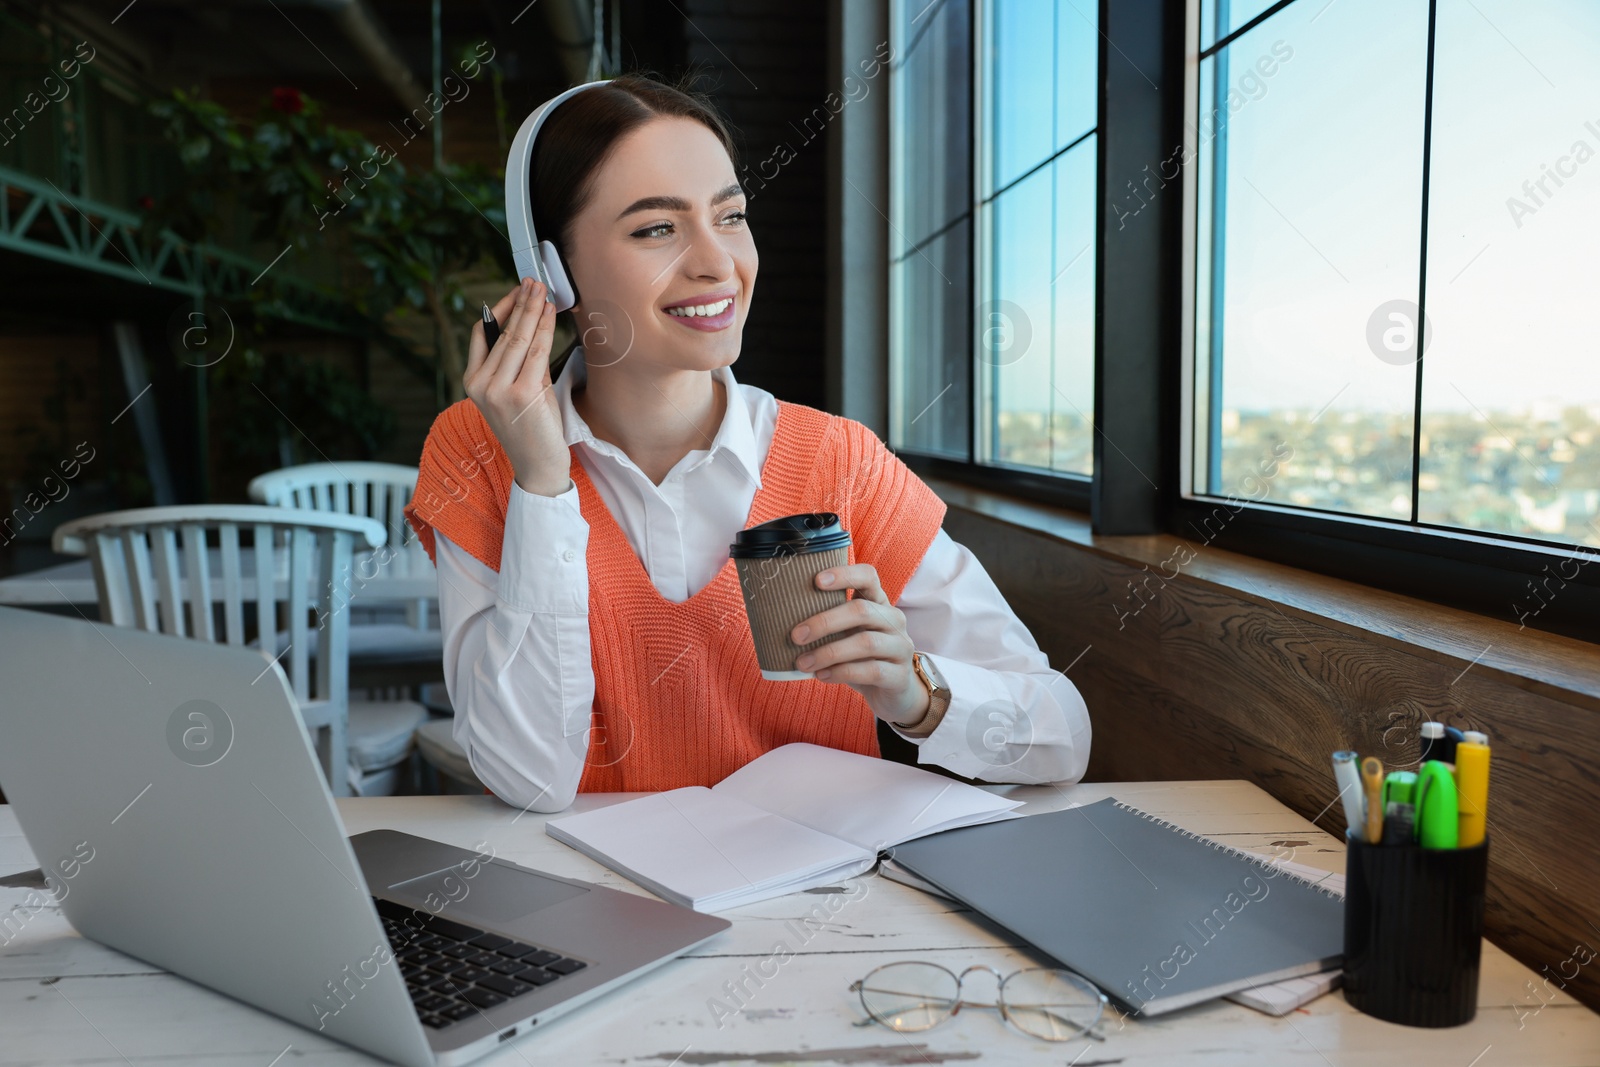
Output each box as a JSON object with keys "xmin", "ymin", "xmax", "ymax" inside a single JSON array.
[{"xmin": 666, "ymin": 297, "xmax": 733, "ymax": 318}]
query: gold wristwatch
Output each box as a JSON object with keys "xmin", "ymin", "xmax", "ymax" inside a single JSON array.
[{"xmin": 898, "ymin": 651, "xmax": 951, "ymax": 733}]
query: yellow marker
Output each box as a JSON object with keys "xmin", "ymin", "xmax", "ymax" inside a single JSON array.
[
  {"xmin": 1361, "ymin": 756, "xmax": 1385, "ymax": 845},
  {"xmin": 1456, "ymin": 731, "xmax": 1491, "ymax": 848}
]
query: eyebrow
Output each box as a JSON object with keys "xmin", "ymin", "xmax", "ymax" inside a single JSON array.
[{"xmin": 616, "ymin": 182, "xmax": 745, "ymax": 222}]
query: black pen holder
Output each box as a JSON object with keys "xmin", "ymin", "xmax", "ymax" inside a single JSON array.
[{"xmin": 1342, "ymin": 831, "xmax": 1488, "ymax": 1027}]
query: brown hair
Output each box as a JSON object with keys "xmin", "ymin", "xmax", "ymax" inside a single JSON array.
[{"xmin": 530, "ymin": 70, "xmax": 741, "ymax": 379}]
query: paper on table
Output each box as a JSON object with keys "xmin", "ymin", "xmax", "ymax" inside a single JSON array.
[
  {"xmin": 545, "ymin": 786, "xmax": 876, "ymax": 911},
  {"xmin": 712, "ymin": 742, "xmax": 1024, "ymax": 851},
  {"xmin": 1226, "ymin": 968, "xmax": 1341, "ymax": 1016}
]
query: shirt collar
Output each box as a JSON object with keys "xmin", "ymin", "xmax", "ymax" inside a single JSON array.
[{"xmin": 555, "ymin": 345, "xmax": 763, "ymax": 490}]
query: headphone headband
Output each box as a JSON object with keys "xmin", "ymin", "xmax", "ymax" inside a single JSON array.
[{"xmin": 504, "ymin": 79, "xmax": 612, "ymax": 312}]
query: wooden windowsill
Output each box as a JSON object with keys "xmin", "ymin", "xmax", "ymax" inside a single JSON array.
[{"xmin": 923, "ymin": 476, "xmax": 1600, "ymax": 714}]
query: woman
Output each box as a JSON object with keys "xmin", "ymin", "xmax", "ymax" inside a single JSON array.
[{"xmin": 404, "ymin": 73, "xmax": 1090, "ymax": 813}]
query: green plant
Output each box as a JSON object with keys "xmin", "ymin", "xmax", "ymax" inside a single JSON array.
[
  {"xmin": 147, "ymin": 82, "xmax": 513, "ymax": 402},
  {"xmin": 352, "ymin": 163, "xmax": 509, "ymax": 397}
]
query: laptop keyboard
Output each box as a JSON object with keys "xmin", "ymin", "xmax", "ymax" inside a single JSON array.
[{"xmin": 375, "ymin": 897, "xmax": 588, "ymax": 1030}]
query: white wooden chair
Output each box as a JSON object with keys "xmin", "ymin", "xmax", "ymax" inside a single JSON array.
[
  {"xmin": 49, "ymin": 505, "xmax": 425, "ymax": 797},
  {"xmin": 247, "ymin": 463, "xmax": 432, "ymax": 619},
  {"xmin": 247, "ymin": 463, "xmax": 442, "ymax": 684}
]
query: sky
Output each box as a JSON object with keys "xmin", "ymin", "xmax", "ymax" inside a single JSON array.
[{"xmin": 1208, "ymin": 0, "xmax": 1600, "ymax": 415}]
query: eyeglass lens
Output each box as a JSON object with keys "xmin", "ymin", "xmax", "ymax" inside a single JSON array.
[
  {"xmin": 1000, "ymin": 967, "xmax": 1103, "ymax": 1040},
  {"xmin": 857, "ymin": 962, "xmax": 1102, "ymax": 1041},
  {"xmin": 856, "ymin": 962, "xmax": 959, "ymax": 1031}
]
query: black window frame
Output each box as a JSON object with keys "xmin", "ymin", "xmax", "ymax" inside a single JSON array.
[{"xmin": 890, "ymin": 0, "xmax": 1600, "ymax": 646}]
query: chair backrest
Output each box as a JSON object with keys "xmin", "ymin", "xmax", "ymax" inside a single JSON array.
[
  {"xmin": 51, "ymin": 504, "xmax": 387, "ymax": 711},
  {"xmin": 249, "ymin": 462, "xmax": 435, "ymax": 632},
  {"xmin": 247, "ymin": 462, "xmax": 419, "ymax": 559}
]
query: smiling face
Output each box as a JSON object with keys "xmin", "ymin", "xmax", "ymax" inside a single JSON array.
[{"xmin": 561, "ymin": 114, "xmax": 756, "ymax": 373}]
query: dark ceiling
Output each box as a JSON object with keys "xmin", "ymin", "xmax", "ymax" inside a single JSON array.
[{"xmin": 47, "ymin": 0, "xmax": 689, "ymax": 153}]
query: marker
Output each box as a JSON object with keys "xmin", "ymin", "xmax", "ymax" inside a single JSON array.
[
  {"xmin": 1415, "ymin": 760, "xmax": 1460, "ymax": 849},
  {"xmin": 1383, "ymin": 771, "xmax": 1417, "ymax": 811},
  {"xmin": 1333, "ymin": 751, "xmax": 1365, "ymax": 842},
  {"xmin": 1381, "ymin": 772, "xmax": 1417, "ymax": 849},
  {"xmin": 481, "ymin": 301, "xmax": 501, "ymax": 350},
  {"xmin": 1418, "ymin": 721, "xmax": 1445, "ymax": 764},
  {"xmin": 1440, "ymin": 725, "xmax": 1465, "ymax": 768},
  {"xmin": 1456, "ymin": 731, "xmax": 1490, "ymax": 848},
  {"xmin": 1382, "ymin": 804, "xmax": 1414, "ymax": 846},
  {"xmin": 1361, "ymin": 756, "xmax": 1385, "ymax": 845}
]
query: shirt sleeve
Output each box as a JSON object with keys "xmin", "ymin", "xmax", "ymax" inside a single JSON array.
[
  {"xmin": 433, "ymin": 479, "xmax": 595, "ymax": 813},
  {"xmin": 889, "ymin": 527, "xmax": 1092, "ymax": 785}
]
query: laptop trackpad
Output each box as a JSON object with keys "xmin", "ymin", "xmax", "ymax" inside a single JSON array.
[{"xmin": 388, "ymin": 860, "xmax": 587, "ymax": 923}]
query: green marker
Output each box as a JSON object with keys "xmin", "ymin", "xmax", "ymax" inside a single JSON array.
[
  {"xmin": 1414, "ymin": 760, "xmax": 1459, "ymax": 849},
  {"xmin": 1382, "ymin": 771, "xmax": 1417, "ymax": 810}
]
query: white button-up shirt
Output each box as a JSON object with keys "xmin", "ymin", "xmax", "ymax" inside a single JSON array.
[{"xmin": 432, "ymin": 347, "xmax": 1092, "ymax": 813}]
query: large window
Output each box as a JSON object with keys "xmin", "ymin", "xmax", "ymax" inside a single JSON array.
[
  {"xmin": 889, "ymin": 0, "xmax": 972, "ymax": 461},
  {"xmin": 883, "ymin": 0, "xmax": 1599, "ymax": 634},
  {"xmin": 1192, "ymin": 0, "xmax": 1600, "ymax": 552},
  {"xmin": 889, "ymin": 0, "xmax": 1099, "ymax": 477}
]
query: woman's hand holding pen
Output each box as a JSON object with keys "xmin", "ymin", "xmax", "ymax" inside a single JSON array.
[
  {"xmin": 789, "ymin": 563, "xmax": 932, "ymax": 728},
  {"xmin": 464, "ymin": 278, "xmax": 572, "ymax": 497}
]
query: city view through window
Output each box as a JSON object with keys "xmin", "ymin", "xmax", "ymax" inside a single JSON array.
[{"xmin": 1194, "ymin": 0, "xmax": 1599, "ymax": 550}]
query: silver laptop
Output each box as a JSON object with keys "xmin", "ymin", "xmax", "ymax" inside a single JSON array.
[{"xmin": 0, "ymin": 606, "xmax": 729, "ymax": 1066}]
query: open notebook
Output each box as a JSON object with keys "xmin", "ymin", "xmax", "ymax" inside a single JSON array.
[{"xmin": 545, "ymin": 743, "xmax": 1023, "ymax": 911}]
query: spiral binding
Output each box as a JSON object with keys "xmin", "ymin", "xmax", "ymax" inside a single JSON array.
[{"xmin": 1111, "ymin": 800, "xmax": 1344, "ymax": 900}]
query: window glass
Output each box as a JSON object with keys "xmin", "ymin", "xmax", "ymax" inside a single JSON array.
[
  {"xmin": 1195, "ymin": 0, "xmax": 1428, "ymax": 520},
  {"xmin": 1418, "ymin": 0, "xmax": 1600, "ymax": 548}
]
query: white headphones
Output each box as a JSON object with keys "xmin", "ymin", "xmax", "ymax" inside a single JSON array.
[{"xmin": 504, "ymin": 79, "xmax": 613, "ymax": 313}]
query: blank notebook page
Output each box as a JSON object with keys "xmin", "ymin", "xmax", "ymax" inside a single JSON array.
[
  {"xmin": 549, "ymin": 787, "xmax": 872, "ymax": 902},
  {"xmin": 711, "ymin": 742, "xmax": 1022, "ymax": 851}
]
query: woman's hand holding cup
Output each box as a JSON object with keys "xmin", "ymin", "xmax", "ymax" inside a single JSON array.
[
  {"xmin": 464, "ymin": 278, "xmax": 571, "ymax": 497},
  {"xmin": 790, "ymin": 563, "xmax": 930, "ymax": 727}
]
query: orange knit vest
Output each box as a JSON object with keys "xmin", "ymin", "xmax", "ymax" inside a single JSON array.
[{"xmin": 404, "ymin": 396, "xmax": 947, "ymax": 792}]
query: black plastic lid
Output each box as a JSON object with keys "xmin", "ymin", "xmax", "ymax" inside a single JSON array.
[{"xmin": 728, "ymin": 512, "xmax": 851, "ymax": 559}]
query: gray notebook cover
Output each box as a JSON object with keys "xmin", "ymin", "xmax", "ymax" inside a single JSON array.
[{"xmin": 886, "ymin": 797, "xmax": 1344, "ymax": 1016}]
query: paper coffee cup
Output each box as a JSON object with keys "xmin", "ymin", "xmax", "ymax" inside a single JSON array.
[{"xmin": 730, "ymin": 513, "xmax": 860, "ymax": 681}]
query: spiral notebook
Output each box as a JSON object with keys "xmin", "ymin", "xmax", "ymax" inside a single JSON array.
[{"xmin": 885, "ymin": 797, "xmax": 1345, "ymax": 1016}]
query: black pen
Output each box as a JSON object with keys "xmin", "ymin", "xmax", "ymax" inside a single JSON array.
[{"xmin": 481, "ymin": 301, "xmax": 500, "ymax": 349}]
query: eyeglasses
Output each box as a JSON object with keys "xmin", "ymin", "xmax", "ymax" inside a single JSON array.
[{"xmin": 849, "ymin": 962, "xmax": 1108, "ymax": 1042}]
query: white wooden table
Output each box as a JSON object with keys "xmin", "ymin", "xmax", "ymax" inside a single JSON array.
[{"xmin": 2, "ymin": 780, "xmax": 1596, "ymax": 1065}]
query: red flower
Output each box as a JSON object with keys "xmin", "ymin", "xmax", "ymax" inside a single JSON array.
[
  {"xmin": 137, "ymin": 195, "xmax": 155, "ymax": 210},
  {"xmin": 271, "ymin": 87, "xmax": 305, "ymax": 115}
]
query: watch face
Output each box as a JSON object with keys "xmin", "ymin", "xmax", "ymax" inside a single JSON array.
[{"xmin": 917, "ymin": 653, "xmax": 945, "ymax": 691}]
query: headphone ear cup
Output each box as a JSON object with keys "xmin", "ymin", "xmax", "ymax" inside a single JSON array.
[{"xmin": 539, "ymin": 241, "xmax": 579, "ymax": 312}]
